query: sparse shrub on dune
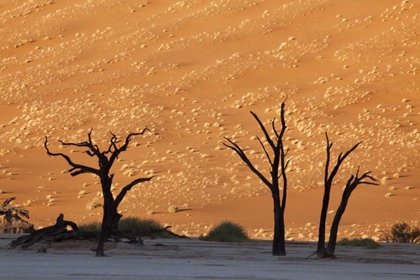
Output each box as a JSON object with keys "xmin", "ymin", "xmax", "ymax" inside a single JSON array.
[
  {"xmin": 380, "ymin": 222, "xmax": 420, "ymax": 244},
  {"xmin": 86, "ymin": 199, "xmax": 102, "ymax": 210},
  {"xmin": 337, "ymin": 238, "xmax": 380, "ymax": 249},
  {"xmin": 167, "ymin": 205, "xmax": 178, "ymax": 213},
  {"xmin": 200, "ymin": 221, "xmax": 249, "ymax": 242}
]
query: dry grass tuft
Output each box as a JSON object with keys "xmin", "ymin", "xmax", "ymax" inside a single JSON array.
[
  {"xmin": 167, "ymin": 205, "xmax": 178, "ymax": 214},
  {"xmin": 86, "ymin": 199, "xmax": 102, "ymax": 210}
]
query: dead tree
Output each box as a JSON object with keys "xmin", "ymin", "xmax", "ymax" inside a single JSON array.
[
  {"xmin": 325, "ymin": 168, "xmax": 377, "ymax": 256},
  {"xmin": 317, "ymin": 133, "xmax": 377, "ymax": 258},
  {"xmin": 224, "ymin": 101, "xmax": 290, "ymax": 256},
  {"xmin": 44, "ymin": 129, "xmax": 152, "ymax": 257},
  {"xmin": 0, "ymin": 197, "xmax": 34, "ymax": 233}
]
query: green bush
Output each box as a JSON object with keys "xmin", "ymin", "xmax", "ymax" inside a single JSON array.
[
  {"xmin": 380, "ymin": 222, "xmax": 420, "ymax": 244},
  {"xmin": 79, "ymin": 217, "xmax": 167, "ymax": 233},
  {"xmin": 79, "ymin": 221, "xmax": 101, "ymax": 232},
  {"xmin": 200, "ymin": 221, "xmax": 249, "ymax": 242},
  {"xmin": 337, "ymin": 238, "xmax": 380, "ymax": 249},
  {"xmin": 118, "ymin": 216, "xmax": 163, "ymax": 233}
]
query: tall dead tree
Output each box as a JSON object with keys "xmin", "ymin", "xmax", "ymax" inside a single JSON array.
[
  {"xmin": 224, "ymin": 102, "xmax": 290, "ymax": 256},
  {"xmin": 44, "ymin": 129, "xmax": 152, "ymax": 257},
  {"xmin": 317, "ymin": 133, "xmax": 377, "ymax": 258}
]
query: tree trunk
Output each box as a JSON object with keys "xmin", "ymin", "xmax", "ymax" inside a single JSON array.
[
  {"xmin": 96, "ymin": 182, "xmax": 114, "ymax": 257},
  {"xmin": 96, "ymin": 180, "xmax": 126, "ymax": 257},
  {"xmin": 96, "ymin": 202, "xmax": 109, "ymax": 256},
  {"xmin": 272, "ymin": 196, "xmax": 286, "ymax": 256},
  {"xmin": 326, "ymin": 190, "xmax": 351, "ymax": 256},
  {"xmin": 110, "ymin": 207, "xmax": 122, "ymax": 233},
  {"xmin": 317, "ymin": 185, "xmax": 331, "ymax": 257}
]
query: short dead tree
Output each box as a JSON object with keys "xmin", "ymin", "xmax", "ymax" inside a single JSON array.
[
  {"xmin": 224, "ymin": 101, "xmax": 290, "ymax": 256},
  {"xmin": 317, "ymin": 133, "xmax": 377, "ymax": 258},
  {"xmin": 44, "ymin": 129, "xmax": 152, "ymax": 257},
  {"xmin": 0, "ymin": 197, "xmax": 34, "ymax": 234}
]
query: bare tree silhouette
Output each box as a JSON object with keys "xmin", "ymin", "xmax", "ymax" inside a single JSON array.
[
  {"xmin": 224, "ymin": 101, "xmax": 290, "ymax": 256},
  {"xmin": 44, "ymin": 129, "xmax": 152, "ymax": 256},
  {"xmin": 317, "ymin": 133, "xmax": 377, "ymax": 258}
]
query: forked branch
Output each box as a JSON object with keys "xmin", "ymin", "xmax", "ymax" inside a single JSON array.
[
  {"xmin": 250, "ymin": 111, "xmax": 276, "ymax": 151},
  {"xmin": 223, "ymin": 137, "xmax": 271, "ymax": 189},
  {"xmin": 108, "ymin": 128, "xmax": 151, "ymax": 166},
  {"xmin": 44, "ymin": 137, "xmax": 100, "ymax": 177},
  {"xmin": 256, "ymin": 136, "xmax": 273, "ymax": 166},
  {"xmin": 344, "ymin": 168, "xmax": 378, "ymax": 194},
  {"xmin": 325, "ymin": 132, "xmax": 362, "ymax": 187}
]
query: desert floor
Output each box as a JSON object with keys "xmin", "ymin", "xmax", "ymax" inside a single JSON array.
[
  {"xmin": 0, "ymin": 0, "xmax": 419, "ymax": 241},
  {"xmin": 1, "ymin": 234, "xmax": 420, "ymax": 280}
]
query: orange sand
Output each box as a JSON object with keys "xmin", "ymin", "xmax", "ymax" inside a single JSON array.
[{"xmin": 0, "ymin": 0, "xmax": 419, "ymax": 241}]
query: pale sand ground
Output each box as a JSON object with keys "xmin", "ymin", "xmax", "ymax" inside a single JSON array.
[
  {"xmin": 0, "ymin": 235, "xmax": 419, "ymax": 280},
  {"xmin": 0, "ymin": 0, "xmax": 419, "ymax": 242}
]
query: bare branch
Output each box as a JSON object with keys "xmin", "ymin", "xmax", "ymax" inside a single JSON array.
[
  {"xmin": 108, "ymin": 128, "xmax": 150, "ymax": 166},
  {"xmin": 278, "ymin": 159, "xmax": 291, "ymax": 179},
  {"xmin": 278, "ymin": 102, "xmax": 287, "ymax": 142},
  {"xmin": 44, "ymin": 137, "xmax": 100, "ymax": 177},
  {"xmin": 223, "ymin": 138, "xmax": 272, "ymax": 189},
  {"xmin": 283, "ymin": 147, "xmax": 290, "ymax": 158},
  {"xmin": 103, "ymin": 132, "xmax": 119, "ymax": 155},
  {"xmin": 57, "ymin": 130, "xmax": 104, "ymax": 162},
  {"xmin": 250, "ymin": 111, "xmax": 276, "ymax": 152},
  {"xmin": 256, "ymin": 136, "xmax": 273, "ymax": 166},
  {"xmin": 58, "ymin": 139, "xmax": 89, "ymax": 148},
  {"xmin": 326, "ymin": 133, "xmax": 362, "ymax": 187},
  {"xmin": 271, "ymin": 119, "xmax": 280, "ymax": 139},
  {"xmin": 337, "ymin": 141, "xmax": 362, "ymax": 162},
  {"xmin": 86, "ymin": 129, "xmax": 104, "ymax": 159},
  {"xmin": 345, "ymin": 169, "xmax": 378, "ymax": 192},
  {"xmin": 324, "ymin": 132, "xmax": 332, "ymax": 186},
  {"xmin": 114, "ymin": 176, "xmax": 153, "ymax": 207}
]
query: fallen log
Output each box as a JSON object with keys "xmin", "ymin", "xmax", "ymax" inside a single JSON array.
[
  {"xmin": 8, "ymin": 213, "xmax": 189, "ymax": 249},
  {"xmin": 7, "ymin": 213, "xmax": 79, "ymax": 249}
]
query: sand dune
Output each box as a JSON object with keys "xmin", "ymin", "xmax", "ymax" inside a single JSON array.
[{"xmin": 0, "ymin": 0, "xmax": 419, "ymax": 241}]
